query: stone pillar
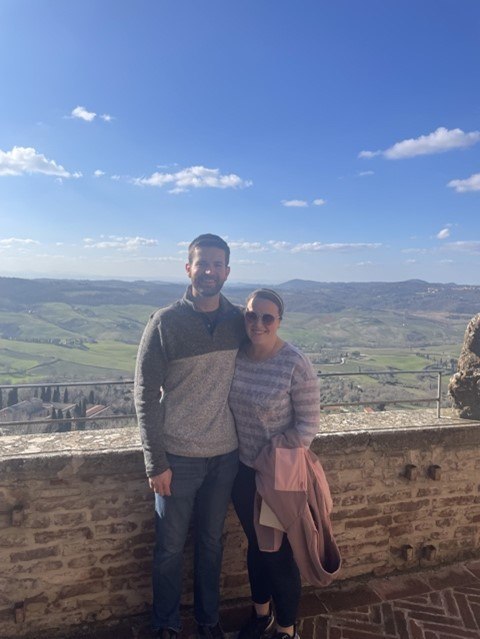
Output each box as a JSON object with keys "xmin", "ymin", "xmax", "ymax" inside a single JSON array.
[{"xmin": 449, "ymin": 313, "xmax": 480, "ymax": 419}]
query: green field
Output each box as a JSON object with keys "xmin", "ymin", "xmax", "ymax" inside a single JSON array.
[
  {"xmin": 0, "ymin": 338, "xmax": 137, "ymax": 383},
  {"xmin": 0, "ymin": 302, "xmax": 466, "ymax": 387}
]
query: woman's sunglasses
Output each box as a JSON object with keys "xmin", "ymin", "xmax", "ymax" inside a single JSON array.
[{"xmin": 244, "ymin": 311, "xmax": 280, "ymax": 326}]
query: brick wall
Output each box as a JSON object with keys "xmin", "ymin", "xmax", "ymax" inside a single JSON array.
[{"xmin": 0, "ymin": 417, "xmax": 479, "ymax": 638}]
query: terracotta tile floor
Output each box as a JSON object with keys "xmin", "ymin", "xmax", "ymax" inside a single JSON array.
[
  {"xmin": 179, "ymin": 560, "xmax": 480, "ymax": 638},
  {"xmin": 52, "ymin": 560, "xmax": 480, "ymax": 639},
  {"xmin": 291, "ymin": 560, "xmax": 480, "ymax": 638}
]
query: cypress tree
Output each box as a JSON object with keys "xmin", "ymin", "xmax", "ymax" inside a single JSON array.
[{"xmin": 7, "ymin": 388, "xmax": 18, "ymax": 407}]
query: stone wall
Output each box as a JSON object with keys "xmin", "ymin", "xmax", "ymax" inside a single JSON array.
[{"xmin": 1, "ymin": 410, "xmax": 479, "ymax": 638}]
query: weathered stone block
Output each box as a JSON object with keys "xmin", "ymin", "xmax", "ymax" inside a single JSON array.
[
  {"xmin": 94, "ymin": 521, "xmax": 138, "ymax": 535},
  {"xmin": 345, "ymin": 515, "xmax": 392, "ymax": 529},
  {"xmin": 34, "ymin": 527, "xmax": 93, "ymax": 544},
  {"xmin": 10, "ymin": 546, "xmax": 58, "ymax": 562},
  {"xmin": 59, "ymin": 580, "xmax": 105, "ymax": 599},
  {"xmin": 52, "ymin": 512, "xmax": 86, "ymax": 527}
]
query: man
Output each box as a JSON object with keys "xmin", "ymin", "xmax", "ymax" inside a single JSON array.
[{"xmin": 134, "ymin": 234, "xmax": 244, "ymax": 639}]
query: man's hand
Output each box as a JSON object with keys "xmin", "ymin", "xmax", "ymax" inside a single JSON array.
[{"xmin": 149, "ymin": 469, "xmax": 172, "ymax": 496}]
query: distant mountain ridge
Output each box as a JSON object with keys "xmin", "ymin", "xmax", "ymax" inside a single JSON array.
[
  {"xmin": 0, "ymin": 276, "xmax": 479, "ymax": 314},
  {"xmin": 276, "ymin": 279, "xmax": 480, "ymax": 314}
]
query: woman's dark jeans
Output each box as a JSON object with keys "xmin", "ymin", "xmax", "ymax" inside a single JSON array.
[{"xmin": 231, "ymin": 461, "xmax": 301, "ymax": 628}]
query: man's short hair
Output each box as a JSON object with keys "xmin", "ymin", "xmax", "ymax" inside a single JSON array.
[{"xmin": 188, "ymin": 234, "xmax": 230, "ymax": 265}]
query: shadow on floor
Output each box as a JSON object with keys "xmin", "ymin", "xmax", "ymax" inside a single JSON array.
[{"xmin": 34, "ymin": 560, "xmax": 480, "ymax": 639}]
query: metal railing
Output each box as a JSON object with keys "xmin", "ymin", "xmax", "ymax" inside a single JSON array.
[
  {"xmin": 0, "ymin": 379, "xmax": 133, "ymax": 390},
  {"xmin": 0, "ymin": 370, "xmax": 448, "ymax": 430},
  {"xmin": 318, "ymin": 369, "xmax": 445, "ymax": 418}
]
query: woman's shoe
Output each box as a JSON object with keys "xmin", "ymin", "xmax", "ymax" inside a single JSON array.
[
  {"xmin": 271, "ymin": 627, "xmax": 299, "ymax": 639},
  {"xmin": 238, "ymin": 606, "xmax": 275, "ymax": 639}
]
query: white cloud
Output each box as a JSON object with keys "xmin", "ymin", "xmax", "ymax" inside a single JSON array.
[
  {"xmin": 84, "ymin": 236, "xmax": 158, "ymax": 251},
  {"xmin": 109, "ymin": 255, "xmax": 183, "ymax": 263},
  {"xmin": 447, "ymin": 172, "xmax": 480, "ymax": 193},
  {"xmin": 360, "ymin": 127, "xmax": 480, "ymax": 160},
  {"xmin": 281, "ymin": 199, "xmax": 308, "ymax": 207},
  {"xmin": 94, "ymin": 169, "xmax": 105, "ymax": 177},
  {"xmin": 356, "ymin": 261, "xmax": 375, "ymax": 267},
  {"xmin": 179, "ymin": 238, "xmax": 380, "ymax": 256},
  {"xmin": 401, "ymin": 248, "xmax": 429, "ymax": 254},
  {"xmin": 111, "ymin": 174, "xmax": 121, "ymax": 181},
  {"xmin": 0, "ymin": 237, "xmax": 40, "ymax": 247},
  {"xmin": 281, "ymin": 198, "xmax": 326, "ymax": 207},
  {"xmin": 178, "ymin": 238, "xmax": 382, "ymax": 255},
  {"xmin": 446, "ymin": 241, "xmax": 480, "ymax": 253},
  {"xmin": 357, "ymin": 170, "xmax": 375, "ymax": 177},
  {"xmin": 405, "ymin": 259, "xmax": 418, "ymax": 264},
  {"xmin": 237, "ymin": 259, "xmax": 264, "ymax": 265},
  {"xmin": 134, "ymin": 165, "xmax": 252, "ymax": 193},
  {"xmin": 71, "ymin": 106, "xmax": 96, "ymax": 122},
  {"xmin": 0, "ymin": 146, "xmax": 78, "ymax": 178},
  {"xmin": 267, "ymin": 240, "xmax": 292, "ymax": 251},
  {"xmin": 70, "ymin": 106, "xmax": 114, "ymax": 123},
  {"xmin": 358, "ymin": 150, "xmax": 381, "ymax": 159},
  {"xmin": 437, "ymin": 228, "xmax": 450, "ymax": 240},
  {"xmin": 229, "ymin": 241, "xmax": 267, "ymax": 252},
  {"xmin": 291, "ymin": 242, "xmax": 382, "ymax": 253}
]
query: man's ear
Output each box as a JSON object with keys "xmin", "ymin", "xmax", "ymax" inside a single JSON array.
[{"xmin": 185, "ymin": 262, "xmax": 192, "ymax": 278}]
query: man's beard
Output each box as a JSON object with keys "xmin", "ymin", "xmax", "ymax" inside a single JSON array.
[{"xmin": 195, "ymin": 277, "xmax": 224, "ymax": 296}]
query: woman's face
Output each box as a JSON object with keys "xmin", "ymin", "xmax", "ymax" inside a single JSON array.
[{"xmin": 244, "ymin": 296, "xmax": 281, "ymax": 347}]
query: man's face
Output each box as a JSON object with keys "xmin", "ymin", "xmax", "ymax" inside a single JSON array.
[{"xmin": 186, "ymin": 246, "xmax": 230, "ymax": 297}]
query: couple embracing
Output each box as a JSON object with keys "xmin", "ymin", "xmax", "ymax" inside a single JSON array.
[{"xmin": 134, "ymin": 234, "xmax": 340, "ymax": 639}]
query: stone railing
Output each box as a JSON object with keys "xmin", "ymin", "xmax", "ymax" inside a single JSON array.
[{"xmin": 1, "ymin": 409, "xmax": 480, "ymax": 638}]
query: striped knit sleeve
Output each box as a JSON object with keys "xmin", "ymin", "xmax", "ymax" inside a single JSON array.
[{"xmin": 290, "ymin": 352, "xmax": 321, "ymax": 446}]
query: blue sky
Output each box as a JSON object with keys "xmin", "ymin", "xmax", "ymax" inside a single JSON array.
[{"xmin": 1, "ymin": 0, "xmax": 479, "ymax": 284}]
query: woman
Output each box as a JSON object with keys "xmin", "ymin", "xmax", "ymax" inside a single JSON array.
[{"xmin": 229, "ymin": 289, "xmax": 321, "ymax": 639}]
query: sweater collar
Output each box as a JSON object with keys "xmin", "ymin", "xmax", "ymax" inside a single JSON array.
[{"xmin": 183, "ymin": 285, "xmax": 230, "ymax": 316}]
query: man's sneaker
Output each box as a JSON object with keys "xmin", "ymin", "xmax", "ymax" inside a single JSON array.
[
  {"xmin": 238, "ymin": 606, "xmax": 275, "ymax": 639},
  {"xmin": 157, "ymin": 629, "xmax": 178, "ymax": 639},
  {"xmin": 197, "ymin": 622, "xmax": 225, "ymax": 639}
]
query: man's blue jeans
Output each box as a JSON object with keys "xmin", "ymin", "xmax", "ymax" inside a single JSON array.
[{"xmin": 152, "ymin": 449, "xmax": 239, "ymax": 631}]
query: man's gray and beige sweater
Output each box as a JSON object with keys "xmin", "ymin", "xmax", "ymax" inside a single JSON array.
[{"xmin": 134, "ymin": 287, "xmax": 244, "ymax": 477}]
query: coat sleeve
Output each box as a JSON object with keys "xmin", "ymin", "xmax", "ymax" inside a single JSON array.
[{"xmin": 134, "ymin": 314, "xmax": 169, "ymax": 477}]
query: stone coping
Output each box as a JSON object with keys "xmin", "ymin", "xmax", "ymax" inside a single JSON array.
[{"xmin": 1, "ymin": 409, "xmax": 479, "ymax": 467}]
